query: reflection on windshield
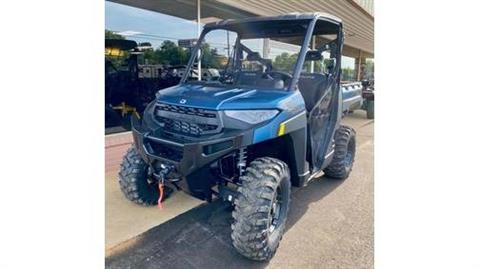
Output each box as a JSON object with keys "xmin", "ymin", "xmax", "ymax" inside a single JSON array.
[
  {"xmin": 185, "ymin": 29, "xmax": 304, "ymax": 90},
  {"xmin": 185, "ymin": 27, "xmax": 337, "ymax": 90}
]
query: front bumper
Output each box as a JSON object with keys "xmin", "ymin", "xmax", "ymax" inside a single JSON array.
[{"xmin": 131, "ymin": 116, "xmax": 245, "ymax": 177}]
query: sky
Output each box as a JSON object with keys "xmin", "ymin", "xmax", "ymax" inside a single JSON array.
[
  {"xmin": 105, "ymin": 1, "xmax": 198, "ymax": 48},
  {"xmin": 105, "ymin": 1, "xmax": 355, "ymax": 68}
]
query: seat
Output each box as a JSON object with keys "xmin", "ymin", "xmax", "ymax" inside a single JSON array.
[{"xmin": 297, "ymin": 73, "xmax": 328, "ymax": 111}]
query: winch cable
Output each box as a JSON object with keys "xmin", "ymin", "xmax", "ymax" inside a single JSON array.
[
  {"xmin": 157, "ymin": 183, "xmax": 164, "ymax": 209},
  {"xmin": 155, "ymin": 164, "xmax": 173, "ymax": 209}
]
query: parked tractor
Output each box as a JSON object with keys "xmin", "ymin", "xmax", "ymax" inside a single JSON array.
[{"xmin": 105, "ymin": 39, "xmax": 182, "ymax": 130}]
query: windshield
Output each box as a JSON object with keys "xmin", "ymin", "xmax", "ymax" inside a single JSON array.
[{"xmin": 183, "ymin": 22, "xmax": 310, "ymax": 90}]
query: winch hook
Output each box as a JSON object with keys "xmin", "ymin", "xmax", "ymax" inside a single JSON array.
[{"xmin": 153, "ymin": 164, "xmax": 173, "ymax": 209}]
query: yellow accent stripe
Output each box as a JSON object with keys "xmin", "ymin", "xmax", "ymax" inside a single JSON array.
[{"xmin": 278, "ymin": 122, "xmax": 286, "ymax": 136}]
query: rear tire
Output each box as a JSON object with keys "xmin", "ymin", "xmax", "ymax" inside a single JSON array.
[
  {"xmin": 118, "ymin": 147, "xmax": 159, "ymax": 206},
  {"xmin": 231, "ymin": 157, "xmax": 291, "ymax": 261},
  {"xmin": 366, "ymin": 100, "xmax": 374, "ymax": 119},
  {"xmin": 324, "ymin": 125, "xmax": 356, "ymax": 179}
]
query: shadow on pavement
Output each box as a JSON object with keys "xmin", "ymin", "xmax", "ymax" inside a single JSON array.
[{"xmin": 106, "ymin": 175, "xmax": 344, "ymax": 269}]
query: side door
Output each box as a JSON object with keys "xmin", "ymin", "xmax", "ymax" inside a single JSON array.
[{"xmin": 306, "ymin": 41, "xmax": 341, "ymax": 172}]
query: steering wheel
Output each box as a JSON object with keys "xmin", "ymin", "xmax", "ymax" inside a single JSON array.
[
  {"xmin": 266, "ymin": 71, "xmax": 292, "ymax": 80},
  {"xmin": 265, "ymin": 71, "xmax": 292, "ymax": 82}
]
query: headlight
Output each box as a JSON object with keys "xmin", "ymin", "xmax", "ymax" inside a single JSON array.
[{"xmin": 224, "ymin": 110, "xmax": 279, "ymax": 124}]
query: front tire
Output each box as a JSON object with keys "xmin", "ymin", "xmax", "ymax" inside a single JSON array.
[
  {"xmin": 118, "ymin": 147, "xmax": 159, "ymax": 206},
  {"xmin": 324, "ymin": 125, "xmax": 356, "ymax": 179},
  {"xmin": 231, "ymin": 157, "xmax": 291, "ymax": 261}
]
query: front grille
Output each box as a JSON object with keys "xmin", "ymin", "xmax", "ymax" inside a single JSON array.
[
  {"xmin": 159, "ymin": 117, "xmax": 217, "ymax": 136},
  {"xmin": 156, "ymin": 103, "xmax": 217, "ymax": 118},
  {"xmin": 154, "ymin": 103, "xmax": 221, "ymax": 136}
]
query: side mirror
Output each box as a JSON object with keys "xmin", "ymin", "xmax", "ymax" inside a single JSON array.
[
  {"xmin": 324, "ymin": 58, "xmax": 336, "ymax": 72},
  {"xmin": 305, "ymin": 50, "xmax": 323, "ymax": 61}
]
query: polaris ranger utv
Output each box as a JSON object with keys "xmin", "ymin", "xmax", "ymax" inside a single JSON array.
[{"xmin": 119, "ymin": 12, "xmax": 356, "ymax": 261}]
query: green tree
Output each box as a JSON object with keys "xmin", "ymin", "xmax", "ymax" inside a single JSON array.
[
  {"xmin": 273, "ymin": 52, "xmax": 298, "ymax": 72},
  {"xmin": 364, "ymin": 59, "xmax": 374, "ymax": 79},
  {"xmin": 151, "ymin": 40, "xmax": 189, "ymax": 66},
  {"xmin": 273, "ymin": 52, "xmax": 328, "ymax": 73},
  {"xmin": 341, "ymin": 67, "xmax": 355, "ymax": 81},
  {"xmin": 200, "ymin": 44, "xmax": 223, "ymax": 69},
  {"xmin": 138, "ymin": 40, "xmax": 188, "ymax": 66},
  {"xmin": 303, "ymin": 60, "xmax": 325, "ymax": 73},
  {"xmin": 105, "ymin": 36, "xmax": 226, "ymax": 68}
]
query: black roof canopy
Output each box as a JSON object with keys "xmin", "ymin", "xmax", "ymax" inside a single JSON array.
[
  {"xmin": 105, "ymin": 39, "xmax": 138, "ymax": 51},
  {"xmin": 204, "ymin": 12, "xmax": 342, "ymax": 38}
]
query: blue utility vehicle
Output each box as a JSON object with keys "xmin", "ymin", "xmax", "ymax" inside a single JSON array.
[{"xmin": 119, "ymin": 12, "xmax": 356, "ymax": 261}]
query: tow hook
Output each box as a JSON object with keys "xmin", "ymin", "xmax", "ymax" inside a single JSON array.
[{"xmin": 152, "ymin": 164, "xmax": 174, "ymax": 209}]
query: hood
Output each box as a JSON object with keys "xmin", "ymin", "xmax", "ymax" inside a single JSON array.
[{"xmin": 156, "ymin": 83, "xmax": 294, "ymax": 110}]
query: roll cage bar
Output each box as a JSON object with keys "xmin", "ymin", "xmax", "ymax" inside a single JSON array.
[{"xmin": 180, "ymin": 13, "xmax": 344, "ymax": 92}]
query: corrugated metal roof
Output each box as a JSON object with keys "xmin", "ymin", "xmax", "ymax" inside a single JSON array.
[
  {"xmin": 110, "ymin": 0, "xmax": 373, "ymax": 57},
  {"xmin": 216, "ymin": 0, "xmax": 373, "ymax": 55}
]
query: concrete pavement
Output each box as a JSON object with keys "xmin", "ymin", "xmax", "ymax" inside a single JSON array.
[
  {"xmin": 105, "ymin": 133, "xmax": 203, "ymax": 252},
  {"xmin": 106, "ymin": 110, "xmax": 373, "ymax": 268}
]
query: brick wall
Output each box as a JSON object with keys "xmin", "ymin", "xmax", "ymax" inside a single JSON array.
[{"xmin": 105, "ymin": 132, "xmax": 133, "ymax": 175}]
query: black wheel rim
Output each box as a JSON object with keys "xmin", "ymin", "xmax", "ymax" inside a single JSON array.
[{"xmin": 269, "ymin": 187, "xmax": 283, "ymax": 234}]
